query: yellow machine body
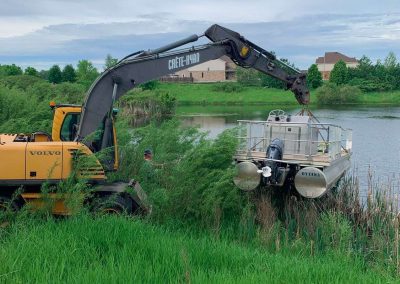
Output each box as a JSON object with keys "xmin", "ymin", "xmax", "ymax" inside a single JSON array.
[
  {"xmin": 0, "ymin": 105, "xmax": 120, "ymax": 214},
  {"xmin": 0, "ymin": 138, "xmax": 106, "ymax": 184}
]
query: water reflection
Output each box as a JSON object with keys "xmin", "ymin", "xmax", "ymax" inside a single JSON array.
[{"xmin": 181, "ymin": 116, "xmax": 235, "ymax": 138}]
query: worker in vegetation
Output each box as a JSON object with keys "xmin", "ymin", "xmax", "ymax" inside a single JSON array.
[
  {"xmin": 141, "ymin": 148, "xmax": 165, "ymax": 182},
  {"xmin": 140, "ymin": 149, "xmax": 156, "ymax": 188},
  {"xmin": 144, "ymin": 149, "xmax": 153, "ymax": 161},
  {"xmin": 143, "ymin": 149, "xmax": 164, "ymax": 169}
]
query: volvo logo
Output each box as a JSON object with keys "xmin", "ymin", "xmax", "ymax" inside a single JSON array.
[{"xmin": 30, "ymin": 151, "xmax": 61, "ymax": 156}]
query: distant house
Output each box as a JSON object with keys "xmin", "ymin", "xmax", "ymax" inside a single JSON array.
[
  {"xmin": 161, "ymin": 56, "xmax": 236, "ymax": 83},
  {"xmin": 316, "ymin": 52, "xmax": 358, "ymax": 80}
]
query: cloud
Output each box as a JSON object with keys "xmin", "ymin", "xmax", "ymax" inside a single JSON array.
[
  {"xmin": 0, "ymin": 13, "xmax": 399, "ymax": 70},
  {"xmin": 2, "ymin": 0, "xmax": 399, "ymax": 37}
]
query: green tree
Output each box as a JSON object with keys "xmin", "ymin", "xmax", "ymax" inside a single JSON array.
[
  {"xmin": 329, "ymin": 60, "xmax": 348, "ymax": 85},
  {"xmin": 140, "ymin": 80, "xmax": 160, "ymax": 90},
  {"xmin": 38, "ymin": 70, "xmax": 49, "ymax": 80},
  {"xmin": 104, "ymin": 54, "xmax": 118, "ymax": 69},
  {"xmin": 383, "ymin": 52, "xmax": 399, "ymax": 90},
  {"xmin": 48, "ymin": 65, "xmax": 62, "ymax": 84},
  {"xmin": 354, "ymin": 55, "xmax": 373, "ymax": 78},
  {"xmin": 307, "ymin": 64, "xmax": 323, "ymax": 89},
  {"xmin": 76, "ymin": 60, "xmax": 99, "ymax": 89},
  {"xmin": 24, "ymin": 66, "xmax": 38, "ymax": 76},
  {"xmin": 236, "ymin": 67, "xmax": 260, "ymax": 86},
  {"xmin": 62, "ymin": 64, "xmax": 77, "ymax": 82},
  {"xmin": 6, "ymin": 64, "xmax": 23, "ymax": 76},
  {"xmin": 0, "ymin": 64, "xmax": 23, "ymax": 77},
  {"xmin": 384, "ymin": 51, "xmax": 397, "ymax": 69}
]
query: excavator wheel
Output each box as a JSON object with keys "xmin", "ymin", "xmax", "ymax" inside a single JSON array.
[
  {"xmin": 94, "ymin": 194, "xmax": 133, "ymax": 215},
  {"xmin": 0, "ymin": 196, "xmax": 19, "ymax": 212}
]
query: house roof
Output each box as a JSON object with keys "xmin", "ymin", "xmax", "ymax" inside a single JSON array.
[{"xmin": 316, "ymin": 52, "xmax": 358, "ymax": 64}]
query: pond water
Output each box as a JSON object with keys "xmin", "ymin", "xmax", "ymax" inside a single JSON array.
[{"xmin": 178, "ymin": 105, "xmax": 400, "ymax": 196}]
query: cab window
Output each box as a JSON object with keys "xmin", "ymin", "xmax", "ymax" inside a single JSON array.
[{"xmin": 60, "ymin": 113, "xmax": 80, "ymax": 141}]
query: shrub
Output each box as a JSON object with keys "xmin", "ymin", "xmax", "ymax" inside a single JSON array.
[
  {"xmin": 159, "ymin": 91, "xmax": 176, "ymax": 115},
  {"xmin": 54, "ymin": 82, "xmax": 86, "ymax": 104},
  {"xmin": 112, "ymin": 119, "xmax": 244, "ymax": 227},
  {"xmin": 0, "ymin": 79, "xmax": 86, "ymax": 133},
  {"xmin": 0, "ymin": 85, "xmax": 53, "ymax": 133},
  {"xmin": 316, "ymin": 83, "xmax": 362, "ymax": 104},
  {"xmin": 119, "ymin": 89, "xmax": 176, "ymax": 117},
  {"xmin": 140, "ymin": 80, "xmax": 160, "ymax": 90},
  {"xmin": 348, "ymin": 78, "xmax": 392, "ymax": 92},
  {"xmin": 26, "ymin": 81, "xmax": 56, "ymax": 100},
  {"xmin": 0, "ymin": 75, "xmax": 44, "ymax": 91}
]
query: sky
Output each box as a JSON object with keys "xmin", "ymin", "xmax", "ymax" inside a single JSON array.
[{"xmin": 0, "ymin": 0, "xmax": 399, "ymax": 70}]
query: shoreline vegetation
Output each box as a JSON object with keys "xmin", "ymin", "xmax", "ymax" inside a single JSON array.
[
  {"xmin": 152, "ymin": 82, "xmax": 400, "ymax": 106},
  {"xmin": 1, "ymin": 121, "xmax": 399, "ymax": 282},
  {"xmin": 1, "ymin": 73, "xmax": 400, "ymax": 282},
  {"xmin": 0, "ymin": 114, "xmax": 399, "ymax": 282}
]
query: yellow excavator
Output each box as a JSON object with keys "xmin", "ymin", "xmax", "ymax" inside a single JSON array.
[{"xmin": 0, "ymin": 24, "xmax": 310, "ymax": 215}]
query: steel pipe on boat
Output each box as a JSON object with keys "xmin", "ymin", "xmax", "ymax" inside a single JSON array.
[
  {"xmin": 294, "ymin": 158, "xmax": 350, "ymax": 198},
  {"xmin": 233, "ymin": 162, "xmax": 260, "ymax": 191}
]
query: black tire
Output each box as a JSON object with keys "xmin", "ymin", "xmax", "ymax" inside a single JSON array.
[
  {"xmin": 0, "ymin": 196, "xmax": 19, "ymax": 212},
  {"xmin": 94, "ymin": 194, "xmax": 133, "ymax": 215}
]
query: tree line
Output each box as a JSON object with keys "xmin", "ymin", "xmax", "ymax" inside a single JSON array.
[
  {"xmin": 0, "ymin": 54, "xmax": 118, "ymax": 90},
  {"xmin": 1, "ymin": 51, "xmax": 398, "ymax": 94},
  {"xmin": 236, "ymin": 51, "xmax": 399, "ymax": 93},
  {"xmin": 307, "ymin": 51, "xmax": 400, "ymax": 92}
]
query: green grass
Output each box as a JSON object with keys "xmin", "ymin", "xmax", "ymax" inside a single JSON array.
[
  {"xmin": 1, "ymin": 78, "xmax": 400, "ymax": 283},
  {"xmin": 155, "ymin": 83, "xmax": 400, "ymax": 106},
  {"xmin": 158, "ymin": 83, "xmax": 296, "ymax": 105},
  {"xmin": 362, "ymin": 90, "xmax": 400, "ymax": 104},
  {"xmin": 0, "ymin": 215, "xmax": 395, "ymax": 283}
]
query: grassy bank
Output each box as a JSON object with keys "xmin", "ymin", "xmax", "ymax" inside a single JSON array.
[
  {"xmin": 159, "ymin": 83, "xmax": 295, "ymax": 105},
  {"xmin": 363, "ymin": 91, "xmax": 400, "ymax": 104},
  {"xmin": 0, "ymin": 215, "xmax": 395, "ymax": 283},
  {"xmin": 1, "ymin": 75, "xmax": 400, "ymax": 282},
  {"xmin": 1, "ymin": 116, "xmax": 399, "ymax": 281},
  {"xmin": 154, "ymin": 83, "xmax": 400, "ymax": 106}
]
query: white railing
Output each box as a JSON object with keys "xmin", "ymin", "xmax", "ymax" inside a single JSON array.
[{"xmin": 237, "ymin": 120, "xmax": 352, "ymax": 160}]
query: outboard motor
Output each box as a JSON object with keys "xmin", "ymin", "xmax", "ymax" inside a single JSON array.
[
  {"xmin": 262, "ymin": 138, "xmax": 284, "ymax": 185},
  {"xmin": 233, "ymin": 138, "xmax": 289, "ymax": 191}
]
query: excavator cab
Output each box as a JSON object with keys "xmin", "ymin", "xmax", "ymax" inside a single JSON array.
[
  {"xmin": 50, "ymin": 103, "xmax": 119, "ymax": 171},
  {"xmin": 51, "ymin": 104, "xmax": 81, "ymax": 142}
]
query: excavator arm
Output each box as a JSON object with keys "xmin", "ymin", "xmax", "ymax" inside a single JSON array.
[
  {"xmin": 76, "ymin": 24, "xmax": 310, "ymax": 145},
  {"xmin": 204, "ymin": 25, "xmax": 309, "ymax": 105}
]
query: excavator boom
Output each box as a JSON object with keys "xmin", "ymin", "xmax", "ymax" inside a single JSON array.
[
  {"xmin": 77, "ymin": 24, "xmax": 310, "ymax": 145},
  {"xmin": 0, "ymin": 23, "xmax": 311, "ymax": 216}
]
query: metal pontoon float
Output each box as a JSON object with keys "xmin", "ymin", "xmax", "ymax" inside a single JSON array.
[{"xmin": 233, "ymin": 109, "xmax": 352, "ymax": 198}]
